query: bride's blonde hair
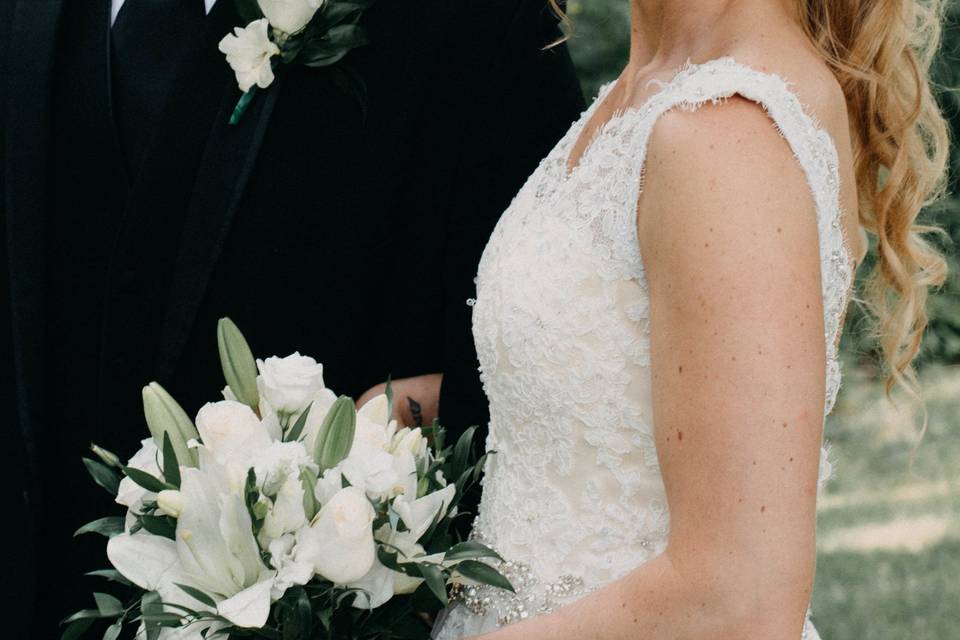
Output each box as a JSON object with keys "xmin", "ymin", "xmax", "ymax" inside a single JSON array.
[
  {"xmin": 798, "ymin": 0, "xmax": 950, "ymax": 398},
  {"xmin": 550, "ymin": 0, "xmax": 951, "ymax": 397}
]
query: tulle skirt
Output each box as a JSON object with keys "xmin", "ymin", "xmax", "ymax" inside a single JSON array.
[{"xmin": 430, "ymin": 602, "xmax": 824, "ymax": 640}]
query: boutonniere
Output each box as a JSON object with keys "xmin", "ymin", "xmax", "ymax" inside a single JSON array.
[{"xmin": 219, "ymin": 0, "xmax": 374, "ymax": 124}]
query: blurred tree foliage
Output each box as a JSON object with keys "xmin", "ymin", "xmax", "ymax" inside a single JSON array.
[{"xmin": 565, "ymin": 1, "xmax": 960, "ymax": 371}]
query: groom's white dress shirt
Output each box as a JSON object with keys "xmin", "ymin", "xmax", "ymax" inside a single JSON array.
[{"xmin": 111, "ymin": 0, "xmax": 217, "ymax": 25}]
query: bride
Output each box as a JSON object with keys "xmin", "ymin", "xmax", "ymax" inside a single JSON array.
[{"xmin": 427, "ymin": 0, "xmax": 950, "ymax": 638}]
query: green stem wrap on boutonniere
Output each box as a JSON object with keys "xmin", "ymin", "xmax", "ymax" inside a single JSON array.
[{"xmin": 219, "ymin": 0, "xmax": 375, "ymax": 124}]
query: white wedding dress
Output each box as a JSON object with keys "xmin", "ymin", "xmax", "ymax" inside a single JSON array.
[{"xmin": 435, "ymin": 58, "xmax": 854, "ymax": 640}]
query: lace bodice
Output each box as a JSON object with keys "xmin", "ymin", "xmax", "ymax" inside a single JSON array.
[{"xmin": 464, "ymin": 58, "xmax": 854, "ymax": 635}]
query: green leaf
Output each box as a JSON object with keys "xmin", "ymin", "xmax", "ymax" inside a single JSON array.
[
  {"xmin": 122, "ymin": 466, "xmax": 173, "ymax": 493},
  {"xmin": 229, "ymin": 87, "xmax": 258, "ymax": 126},
  {"xmin": 375, "ymin": 546, "xmax": 421, "ymax": 577},
  {"xmin": 453, "ymin": 560, "xmax": 514, "ymax": 593},
  {"xmin": 443, "ymin": 540, "xmax": 503, "ymax": 563},
  {"xmin": 74, "ymin": 517, "xmax": 125, "ymax": 538},
  {"xmin": 384, "ymin": 376, "xmax": 394, "ymax": 421},
  {"xmin": 451, "ymin": 426, "xmax": 478, "ymax": 476},
  {"xmin": 285, "ymin": 402, "xmax": 312, "ymax": 443},
  {"xmin": 175, "ymin": 583, "xmax": 217, "ymax": 608},
  {"xmin": 141, "ymin": 592, "xmax": 164, "ymax": 640},
  {"xmin": 103, "ymin": 621, "xmax": 122, "ymax": 640},
  {"xmin": 142, "ymin": 382, "xmax": 199, "ymax": 467},
  {"xmin": 82, "ymin": 457, "xmax": 120, "ymax": 496},
  {"xmin": 300, "ymin": 467, "xmax": 319, "ymax": 521},
  {"xmin": 417, "ymin": 563, "xmax": 448, "ymax": 605},
  {"xmin": 313, "ymin": 396, "xmax": 356, "ymax": 472},
  {"xmin": 93, "ymin": 592, "xmax": 123, "ymax": 617},
  {"xmin": 60, "ymin": 618, "xmax": 94, "ymax": 640},
  {"xmin": 162, "ymin": 432, "xmax": 181, "ymax": 488},
  {"xmin": 61, "ymin": 609, "xmax": 107, "ymax": 625},
  {"xmin": 140, "ymin": 514, "xmax": 177, "ymax": 540},
  {"xmin": 217, "ymin": 317, "xmax": 260, "ymax": 407},
  {"xmin": 85, "ymin": 569, "xmax": 132, "ymax": 586}
]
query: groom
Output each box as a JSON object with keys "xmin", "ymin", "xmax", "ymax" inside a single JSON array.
[{"xmin": 0, "ymin": 0, "xmax": 583, "ymax": 636}]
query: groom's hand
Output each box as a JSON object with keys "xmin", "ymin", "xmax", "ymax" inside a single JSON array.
[{"xmin": 357, "ymin": 373, "xmax": 443, "ymax": 427}]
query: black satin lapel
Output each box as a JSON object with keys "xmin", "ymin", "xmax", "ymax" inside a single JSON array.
[
  {"xmin": 153, "ymin": 81, "xmax": 281, "ymax": 380},
  {"xmin": 104, "ymin": 0, "xmax": 282, "ymax": 381},
  {"xmin": 4, "ymin": 0, "xmax": 65, "ymax": 469}
]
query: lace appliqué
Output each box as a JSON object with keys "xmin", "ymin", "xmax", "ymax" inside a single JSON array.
[{"xmin": 466, "ymin": 57, "xmax": 853, "ymax": 636}]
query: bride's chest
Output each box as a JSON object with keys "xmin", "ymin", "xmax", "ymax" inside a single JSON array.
[{"xmin": 471, "ymin": 157, "xmax": 652, "ymax": 381}]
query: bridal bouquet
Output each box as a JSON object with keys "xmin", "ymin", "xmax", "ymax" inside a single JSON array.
[{"xmin": 63, "ymin": 319, "xmax": 509, "ymax": 640}]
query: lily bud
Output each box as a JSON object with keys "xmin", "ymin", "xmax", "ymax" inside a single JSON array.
[
  {"xmin": 156, "ymin": 489, "xmax": 184, "ymax": 518},
  {"xmin": 90, "ymin": 443, "xmax": 121, "ymax": 468},
  {"xmin": 217, "ymin": 317, "xmax": 260, "ymax": 408},
  {"xmin": 313, "ymin": 396, "xmax": 356, "ymax": 472},
  {"xmin": 142, "ymin": 383, "xmax": 199, "ymax": 467}
]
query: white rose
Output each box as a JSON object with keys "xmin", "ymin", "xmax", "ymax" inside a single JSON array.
[
  {"xmin": 296, "ymin": 486, "xmax": 375, "ymax": 584},
  {"xmin": 257, "ymin": 0, "xmax": 324, "ymax": 35},
  {"xmin": 195, "ymin": 401, "xmax": 274, "ymax": 467},
  {"xmin": 256, "ymin": 352, "xmax": 327, "ymax": 415},
  {"xmin": 218, "ymin": 19, "xmax": 280, "ymax": 93}
]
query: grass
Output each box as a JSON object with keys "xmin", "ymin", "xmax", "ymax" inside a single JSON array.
[{"xmin": 811, "ymin": 364, "xmax": 960, "ymax": 637}]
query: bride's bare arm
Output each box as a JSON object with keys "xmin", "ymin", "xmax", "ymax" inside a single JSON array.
[{"xmin": 477, "ymin": 97, "xmax": 827, "ymax": 639}]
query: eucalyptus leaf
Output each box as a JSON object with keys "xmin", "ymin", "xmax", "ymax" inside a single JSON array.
[
  {"xmin": 451, "ymin": 426, "xmax": 478, "ymax": 478},
  {"xmin": 93, "ymin": 592, "xmax": 124, "ymax": 617},
  {"xmin": 61, "ymin": 609, "xmax": 108, "ymax": 624},
  {"xmin": 285, "ymin": 402, "xmax": 312, "ymax": 443},
  {"xmin": 140, "ymin": 514, "xmax": 177, "ymax": 540},
  {"xmin": 141, "ymin": 592, "xmax": 164, "ymax": 640},
  {"xmin": 453, "ymin": 560, "xmax": 514, "ymax": 593},
  {"xmin": 103, "ymin": 621, "xmax": 122, "ymax": 640},
  {"xmin": 443, "ymin": 540, "xmax": 503, "ymax": 563},
  {"xmin": 83, "ymin": 457, "xmax": 121, "ymax": 495},
  {"xmin": 60, "ymin": 618, "xmax": 94, "ymax": 640},
  {"xmin": 123, "ymin": 466, "xmax": 173, "ymax": 493},
  {"xmin": 162, "ymin": 432, "xmax": 181, "ymax": 488},
  {"xmin": 175, "ymin": 583, "xmax": 217, "ymax": 608},
  {"xmin": 74, "ymin": 516, "xmax": 125, "ymax": 538},
  {"xmin": 217, "ymin": 317, "xmax": 260, "ymax": 407},
  {"xmin": 86, "ymin": 569, "xmax": 132, "ymax": 586},
  {"xmin": 417, "ymin": 563, "xmax": 448, "ymax": 605}
]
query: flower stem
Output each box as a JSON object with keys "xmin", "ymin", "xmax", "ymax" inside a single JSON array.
[{"xmin": 229, "ymin": 87, "xmax": 258, "ymax": 125}]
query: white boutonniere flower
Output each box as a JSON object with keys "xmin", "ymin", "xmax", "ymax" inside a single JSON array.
[{"xmin": 219, "ymin": 0, "xmax": 374, "ymax": 124}]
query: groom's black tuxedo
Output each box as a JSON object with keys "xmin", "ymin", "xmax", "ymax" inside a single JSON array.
[{"xmin": 1, "ymin": 0, "xmax": 583, "ymax": 635}]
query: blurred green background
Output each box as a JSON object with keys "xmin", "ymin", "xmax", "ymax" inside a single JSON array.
[{"xmin": 563, "ymin": 2, "xmax": 960, "ymax": 636}]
